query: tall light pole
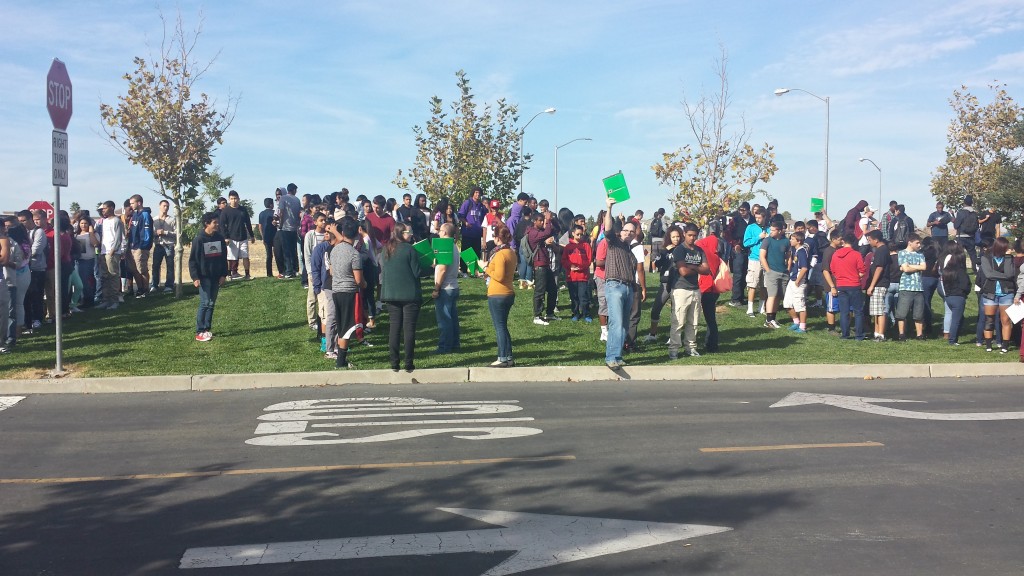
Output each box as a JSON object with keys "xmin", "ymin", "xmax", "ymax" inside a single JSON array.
[
  {"xmin": 519, "ymin": 107, "xmax": 556, "ymax": 195},
  {"xmin": 774, "ymin": 87, "xmax": 830, "ymax": 214},
  {"xmin": 554, "ymin": 137, "xmax": 592, "ymax": 213},
  {"xmin": 859, "ymin": 157, "xmax": 882, "ymax": 212}
]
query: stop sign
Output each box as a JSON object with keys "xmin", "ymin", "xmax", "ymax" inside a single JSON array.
[
  {"xmin": 46, "ymin": 59, "xmax": 72, "ymax": 131},
  {"xmin": 28, "ymin": 200, "xmax": 55, "ymax": 221}
]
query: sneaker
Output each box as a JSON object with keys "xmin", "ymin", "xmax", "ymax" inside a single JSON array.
[
  {"xmin": 788, "ymin": 323, "xmax": 799, "ymax": 331},
  {"xmin": 0, "ymin": 346, "xmax": 8, "ymax": 354},
  {"xmin": 71, "ymin": 307, "xmax": 83, "ymax": 313},
  {"xmin": 276, "ymin": 274, "xmax": 286, "ymax": 279},
  {"xmin": 687, "ymin": 349, "xmax": 701, "ymax": 357},
  {"xmin": 793, "ymin": 327, "xmax": 807, "ymax": 334},
  {"xmin": 163, "ymin": 286, "xmax": 173, "ymax": 293},
  {"xmin": 746, "ymin": 312, "xmax": 756, "ymax": 318},
  {"xmin": 533, "ymin": 317, "xmax": 549, "ymax": 326},
  {"xmin": 107, "ymin": 303, "xmax": 120, "ymax": 311},
  {"xmin": 727, "ymin": 301, "xmax": 740, "ymax": 307},
  {"xmin": 976, "ymin": 341, "xmax": 984, "ymax": 347},
  {"xmin": 148, "ymin": 286, "xmax": 157, "ymax": 293},
  {"xmin": 1001, "ymin": 346, "xmax": 1009, "ymax": 354},
  {"xmin": 873, "ymin": 335, "xmax": 885, "ymax": 342},
  {"xmin": 606, "ymin": 361, "xmax": 622, "ymax": 369},
  {"xmin": 571, "ymin": 315, "xmax": 579, "ymax": 322},
  {"xmin": 136, "ymin": 292, "xmax": 147, "ymax": 299},
  {"xmin": 985, "ymin": 342, "xmax": 993, "ymax": 352},
  {"xmin": 243, "ymin": 275, "xmax": 252, "ymax": 281},
  {"xmin": 916, "ymin": 335, "xmax": 927, "ymax": 341},
  {"xmin": 360, "ymin": 339, "xmax": 374, "ymax": 347},
  {"xmin": 584, "ymin": 317, "xmax": 593, "ymax": 323},
  {"xmin": 668, "ymin": 351, "xmax": 679, "ymax": 360},
  {"xmin": 31, "ymin": 320, "xmax": 42, "ymax": 329},
  {"xmin": 230, "ymin": 273, "xmax": 243, "ymax": 280},
  {"xmin": 544, "ymin": 315, "xmax": 559, "ymax": 322},
  {"xmin": 325, "ymin": 352, "xmax": 338, "ymax": 360},
  {"xmin": 195, "ymin": 332, "xmax": 211, "ymax": 342},
  {"xmin": 642, "ymin": 334, "xmax": 658, "ymax": 343},
  {"xmin": 764, "ymin": 320, "xmax": 780, "ymax": 329},
  {"xmin": 600, "ymin": 333, "xmax": 607, "ymax": 342},
  {"xmin": 490, "ymin": 359, "xmax": 509, "ymax": 368}
]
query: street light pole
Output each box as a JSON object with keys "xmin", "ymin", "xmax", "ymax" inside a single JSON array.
[
  {"xmin": 774, "ymin": 88, "xmax": 830, "ymax": 214},
  {"xmin": 519, "ymin": 107, "xmax": 556, "ymax": 196},
  {"xmin": 554, "ymin": 137, "xmax": 592, "ymax": 213},
  {"xmin": 859, "ymin": 158, "xmax": 882, "ymax": 212}
]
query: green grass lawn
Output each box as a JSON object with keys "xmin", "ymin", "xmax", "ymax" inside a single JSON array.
[{"xmin": 1, "ymin": 274, "xmax": 1018, "ymax": 379}]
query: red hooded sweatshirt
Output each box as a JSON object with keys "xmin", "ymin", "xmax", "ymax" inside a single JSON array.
[{"xmin": 830, "ymin": 245, "xmax": 866, "ymax": 288}]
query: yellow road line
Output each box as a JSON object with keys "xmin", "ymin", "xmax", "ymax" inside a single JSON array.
[
  {"xmin": 0, "ymin": 455, "xmax": 576, "ymax": 485},
  {"xmin": 700, "ymin": 441, "xmax": 884, "ymax": 453}
]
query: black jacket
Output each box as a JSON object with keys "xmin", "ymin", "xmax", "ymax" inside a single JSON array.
[{"xmin": 188, "ymin": 230, "xmax": 228, "ymax": 280}]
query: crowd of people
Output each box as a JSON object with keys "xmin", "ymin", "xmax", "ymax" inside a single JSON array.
[{"xmin": 2, "ymin": 186, "xmax": 1022, "ymax": 366}]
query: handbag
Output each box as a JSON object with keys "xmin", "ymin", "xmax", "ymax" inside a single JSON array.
[{"xmin": 713, "ymin": 260, "xmax": 732, "ymax": 293}]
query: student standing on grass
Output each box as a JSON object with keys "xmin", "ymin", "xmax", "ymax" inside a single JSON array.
[
  {"xmin": 188, "ymin": 213, "xmax": 228, "ymax": 343},
  {"xmin": 895, "ymin": 234, "xmax": 927, "ymax": 341},
  {"xmin": 865, "ymin": 230, "xmax": 891, "ymax": 341},
  {"xmin": 561, "ymin": 225, "xmax": 593, "ymax": 322},
  {"xmin": 152, "ymin": 199, "xmax": 176, "ymax": 292},
  {"xmin": 98, "ymin": 201, "xmax": 124, "ymax": 311},
  {"xmin": 695, "ymin": 228, "xmax": 722, "ymax": 353},
  {"xmin": 258, "ymin": 197, "xmax": 278, "ymax": 278},
  {"xmin": 938, "ymin": 240, "xmax": 970, "ymax": 345},
  {"xmin": 330, "ymin": 218, "xmax": 366, "ymax": 369},
  {"xmin": 743, "ymin": 208, "xmax": 768, "ymax": 317},
  {"xmin": 759, "ymin": 220, "xmax": 790, "ymax": 329},
  {"xmin": 219, "ymin": 190, "xmax": 255, "ymax": 281},
  {"xmin": 302, "ymin": 212, "xmax": 328, "ymax": 331},
  {"xmin": 432, "ymin": 223, "xmax": 461, "ymax": 353},
  {"xmin": 979, "ymin": 237, "xmax": 1019, "ymax": 354},
  {"xmin": 643, "ymin": 225, "xmax": 681, "ymax": 344},
  {"xmin": 527, "ymin": 211, "xmax": 559, "ymax": 325},
  {"xmin": 600, "ymin": 197, "xmax": 639, "ymax": 369},
  {"xmin": 485, "ymin": 225, "xmax": 517, "ymax": 367},
  {"xmin": 311, "ymin": 226, "xmax": 338, "ymax": 360},
  {"xmin": 380, "ymin": 223, "xmax": 421, "ymax": 372},
  {"xmin": 667, "ymin": 222, "xmax": 707, "ymax": 359},
  {"xmin": 831, "ymin": 234, "xmax": 867, "ymax": 340},
  {"xmin": 783, "ymin": 231, "xmax": 810, "ymax": 333}
]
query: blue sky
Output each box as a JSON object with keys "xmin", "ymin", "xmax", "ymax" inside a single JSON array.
[{"xmin": 3, "ymin": 0, "xmax": 1023, "ymax": 224}]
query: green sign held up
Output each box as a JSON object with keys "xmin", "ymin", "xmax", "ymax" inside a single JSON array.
[
  {"xmin": 603, "ymin": 171, "xmax": 630, "ymax": 203},
  {"xmin": 810, "ymin": 197, "xmax": 825, "ymax": 213}
]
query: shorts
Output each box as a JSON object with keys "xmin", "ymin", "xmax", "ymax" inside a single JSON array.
[
  {"xmin": 868, "ymin": 287, "xmax": 888, "ymax": 316},
  {"xmin": 764, "ymin": 269, "xmax": 788, "ymax": 298},
  {"xmin": 981, "ymin": 294, "xmax": 1014, "ymax": 307},
  {"xmin": 595, "ymin": 276, "xmax": 608, "ymax": 317},
  {"xmin": 783, "ymin": 280, "xmax": 806, "ymax": 312},
  {"xmin": 745, "ymin": 259, "xmax": 763, "ymax": 289},
  {"xmin": 226, "ymin": 239, "xmax": 249, "ymax": 261},
  {"xmin": 895, "ymin": 290, "xmax": 925, "ymax": 321},
  {"xmin": 332, "ymin": 291, "xmax": 358, "ymax": 340},
  {"xmin": 825, "ymin": 291, "xmax": 840, "ymax": 313}
]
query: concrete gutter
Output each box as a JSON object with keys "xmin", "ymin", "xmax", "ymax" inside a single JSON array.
[{"xmin": 0, "ymin": 363, "xmax": 1020, "ymax": 394}]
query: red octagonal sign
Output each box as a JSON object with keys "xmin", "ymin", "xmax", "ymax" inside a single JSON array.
[{"xmin": 46, "ymin": 59, "xmax": 72, "ymax": 131}]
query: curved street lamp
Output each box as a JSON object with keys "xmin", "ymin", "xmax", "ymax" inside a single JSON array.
[
  {"xmin": 554, "ymin": 137, "xmax": 592, "ymax": 212},
  {"xmin": 775, "ymin": 87, "xmax": 830, "ymax": 214},
  {"xmin": 519, "ymin": 108, "xmax": 556, "ymax": 195},
  {"xmin": 859, "ymin": 157, "xmax": 882, "ymax": 212}
]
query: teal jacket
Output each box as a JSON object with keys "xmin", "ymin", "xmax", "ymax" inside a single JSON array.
[{"xmin": 380, "ymin": 242, "xmax": 422, "ymax": 303}]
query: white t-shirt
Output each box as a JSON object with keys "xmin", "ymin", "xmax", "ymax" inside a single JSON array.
[{"xmin": 630, "ymin": 241, "xmax": 646, "ymax": 283}]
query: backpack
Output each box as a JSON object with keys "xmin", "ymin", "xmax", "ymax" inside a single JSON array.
[
  {"xmin": 959, "ymin": 209, "xmax": 979, "ymax": 235},
  {"xmin": 891, "ymin": 218, "xmax": 910, "ymax": 248}
]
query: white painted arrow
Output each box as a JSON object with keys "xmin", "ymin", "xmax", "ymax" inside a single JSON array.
[
  {"xmin": 0, "ymin": 397, "xmax": 25, "ymax": 412},
  {"xmin": 771, "ymin": 392, "xmax": 1024, "ymax": 421},
  {"xmin": 179, "ymin": 507, "xmax": 731, "ymax": 574}
]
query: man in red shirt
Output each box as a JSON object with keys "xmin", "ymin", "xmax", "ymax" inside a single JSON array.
[
  {"xmin": 829, "ymin": 234, "xmax": 867, "ymax": 340},
  {"xmin": 365, "ymin": 195, "xmax": 395, "ymax": 247}
]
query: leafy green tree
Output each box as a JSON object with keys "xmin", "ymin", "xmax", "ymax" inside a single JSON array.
[
  {"xmin": 993, "ymin": 120, "xmax": 1024, "ymax": 239},
  {"xmin": 179, "ymin": 167, "xmax": 236, "ymax": 243},
  {"xmin": 393, "ymin": 70, "xmax": 525, "ymax": 208},
  {"xmin": 930, "ymin": 83, "xmax": 1021, "ymax": 210},
  {"xmin": 68, "ymin": 201, "xmax": 81, "ymax": 215},
  {"xmin": 652, "ymin": 50, "xmax": 777, "ymax": 227},
  {"xmin": 100, "ymin": 11, "xmax": 236, "ymax": 295}
]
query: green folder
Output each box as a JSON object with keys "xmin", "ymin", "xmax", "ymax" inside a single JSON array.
[
  {"xmin": 460, "ymin": 247, "xmax": 480, "ymax": 275},
  {"xmin": 413, "ymin": 239, "xmax": 434, "ymax": 267},
  {"xmin": 432, "ymin": 237, "xmax": 455, "ymax": 266},
  {"xmin": 603, "ymin": 171, "xmax": 630, "ymax": 203},
  {"xmin": 810, "ymin": 197, "xmax": 825, "ymax": 213}
]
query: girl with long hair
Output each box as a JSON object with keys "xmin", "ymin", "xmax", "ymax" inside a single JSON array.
[
  {"xmin": 379, "ymin": 222, "xmax": 421, "ymax": 371},
  {"xmin": 938, "ymin": 240, "xmax": 970, "ymax": 345}
]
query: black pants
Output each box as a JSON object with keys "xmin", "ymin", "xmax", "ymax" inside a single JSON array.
[
  {"xmin": 27, "ymin": 270, "xmax": 46, "ymax": 324},
  {"xmin": 957, "ymin": 236, "xmax": 978, "ymax": 271},
  {"xmin": 278, "ymin": 230, "xmax": 298, "ymax": 276},
  {"xmin": 460, "ymin": 235, "xmax": 482, "ymax": 274},
  {"xmin": 272, "ymin": 234, "xmax": 286, "ymax": 276},
  {"xmin": 152, "ymin": 244, "xmax": 174, "ymax": 288},
  {"xmin": 533, "ymin": 267, "xmax": 558, "ymax": 318},
  {"xmin": 730, "ymin": 249, "xmax": 748, "ymax": 303},
  {"xmin": 701, "ymin": 291, "xmax": 720, "ymax": 351},
  {"xmin": 263, "ymin": 239, "xmax": 276, "ymax": 277},
  {"xmin": 387, "ymin": 301, "xmax": 420, "ymax": 370},
  {"xmin": 627, "ymin": 284, "xmax": 642, "ymax": 347}
]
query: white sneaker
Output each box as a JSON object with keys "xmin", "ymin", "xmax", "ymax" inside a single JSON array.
[
  {"xmin": 533, "ymin": 317, "xmax": 549, "ymax": 326},
  {"xmin": 642, "ymin": 334, "xmax": 658, "ymax": 343},
  {"xmin": 600, "ymin": 333, "xmax": 607, "ymax": 342}
]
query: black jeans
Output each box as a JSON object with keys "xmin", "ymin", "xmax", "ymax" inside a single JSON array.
[
  {"xmin": 387, "ymin": 301, "xmax": 420, "ymax": 370},
  {"xmin": 533, "ymin": 267, "xmax": 558, "ymax": 318},
  {"xmin": 152, "ymin": 243, "xmax": 174, "ymax": 288},
  {"xmin": 701, "ymin": 291, "xmax": 720, "ymax": 351},
  {"xmin": 730, "ymin": 249, "xmax": 748, "ymax": 303},
  {"xmin": 27, "ymin": 270, "xmax": 46, "ymax": 324},
  {"xmin": 278, "ymin": 230, "xmax": 299, "ymax": 276},
  {"xmin": 263, "ymin": 239, "xmax": 276, "ymax": 277},
  {"xmin": 957, "ymin": 236, "xmax": 978, "ymax": 271}
]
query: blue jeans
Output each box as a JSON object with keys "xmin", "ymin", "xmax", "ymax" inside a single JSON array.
[
  {"xmin": 152, "ymin": 243, "xmax": 174, "ymax": 288},
  {"xmin": 837, "ymin": 287, "xmax": 865, "ymax": 340},
  {"xmin": 435, "ymin": 287, "xmax": 461, "ymax": 353},
  {"xmin": 568, "ymin": 280, "xmax": 591, "ymax": 318},
  {"xmin": 76, "ymin": 258, "xmax": 96, "ymax": 307},
  {"xmin": 196, "ymin": 278, "xmax": 220, "ymax": 333},
  {"xmin": 886, "ymin": 282, "xmax": 899, "ymax": 324},
  {"xmin": 517, "ymin": 250, "xmax": 534, "ymax": 283},
  {"xmin": 945, "ymin": 295, "xmax": 966, "ymax": 344},
  {"xmin": 488, "ymin": 294, "xmax": 514, "ymax": 361},
  {"xmin": 730, "ymin": 249, "xmax": 748, "ymax": 303},
  {"xmin": 604, "ymin": 279, "xmax": 633, "ymax": 363}
]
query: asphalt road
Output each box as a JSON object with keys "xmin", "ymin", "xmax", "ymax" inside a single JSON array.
[{"xmin": 1, "ymin": 376, "xmax": 1022, "ymax": 575}]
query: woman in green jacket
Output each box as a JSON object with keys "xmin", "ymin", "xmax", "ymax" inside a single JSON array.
[{"xmin": 380, "ymin": 222, "xmax": 421, "ymax": 371}]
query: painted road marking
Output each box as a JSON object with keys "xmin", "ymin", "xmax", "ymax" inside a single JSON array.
[
  {"xmin": 246, "ymin": 397, "xmax": 542, "ymax": 446},
  {"xmin": 0, "ymin": 396, "xmax": 26, "ymax": 412},
  {"xmin": 772, "ymin": 392, "xmax": 1024, "ymax": 421},
  {"xmin": 179, "ymin": 507, "xmax": 731, "ymax": 574},
  {"xmin": 0, "ymin": 455, "xmax": 575, "ymax": 485},
  {"xmin": 700, "ymin": 441, "xmax": 884, "ymax": 453}
]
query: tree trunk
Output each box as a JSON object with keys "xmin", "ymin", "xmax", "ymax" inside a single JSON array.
[{"xmin": 174, "ymin": 193, "xmax": 185, "ymax": 298}]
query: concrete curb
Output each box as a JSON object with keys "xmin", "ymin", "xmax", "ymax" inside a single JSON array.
[{"xmin": 0, "ymin": 363, "xmax": 1020, "ymax": 394}]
